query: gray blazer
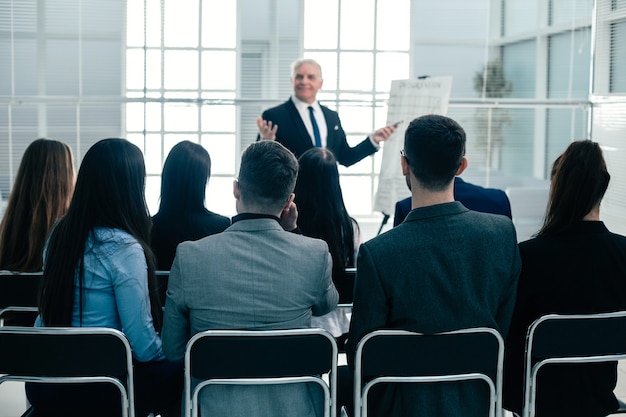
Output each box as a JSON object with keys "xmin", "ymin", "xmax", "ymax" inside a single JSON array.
[
  {"xmin": 162, "ymin": 217, "xmax": 338, "ymax": 417},
  {"xmin": 348, "ymin": 202, "xmax": 521, "ymax": 417}
]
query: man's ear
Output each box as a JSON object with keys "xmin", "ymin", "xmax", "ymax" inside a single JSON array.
[
  {"xmin": 456, "ymin": 156, "xmax": 468, "ymax": 176},
  {"xmin": 233, "ymin": 179, "xmax": 240, "ymax": 200},
  {"xmin": 401, "ymin": 154, "xmax": 410, "ymax": 176}
]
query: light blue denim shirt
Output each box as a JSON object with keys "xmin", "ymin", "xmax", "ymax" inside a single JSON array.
[{"xmin": 38, "ymin": 227, "xmax": 164, "ymax": 362}]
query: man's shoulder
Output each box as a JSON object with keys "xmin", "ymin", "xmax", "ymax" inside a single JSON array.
[
  {"xmin": 284, "ymin": 230, "xmax": 330, "ymax": 252},
  {"xmin": 262, "ymin": 99, "xmax": 293, "ymax": 116},
  {"xmin": 455, "ymin": 178, "xmax": 512, "ymax": 217},
  {"xmin": 319, "ymin": 103, "xmax": 339, "ymax": 118},
  {"xmin": 462, "ymin": 208, "xmax": 514, "ymax": 228},
  {"xmin": 361, "ymin": 224, "xmax": 406, "ymax": 253},
  {"xmin": 175, "ymin": 228, "xmax": 227, "ymax": 253},
  {"xmin": 457, "ymin": 179, "xmax": 507, "ymax": 198}
]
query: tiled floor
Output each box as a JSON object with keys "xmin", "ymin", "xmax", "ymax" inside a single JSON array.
[{"xmin": 3, "ymin": 360, "xmax": 626, "ymax": 417}]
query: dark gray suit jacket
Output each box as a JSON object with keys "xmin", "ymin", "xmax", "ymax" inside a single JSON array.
[
  {"xmin": 162, "ymin": 217, "xmax": 338, "ymax": 417},
  {"xmin": 258, "ymin": 98, "xmax": 378, "ymax": 166},
  {"xmin": 348, "ymin": 202, "xmax": 521, "ymax": 417}
]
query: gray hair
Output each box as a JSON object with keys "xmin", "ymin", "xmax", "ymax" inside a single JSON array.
[{"xmin": 291, "ymin": 58, "xmax": 323, "ymax": 79}]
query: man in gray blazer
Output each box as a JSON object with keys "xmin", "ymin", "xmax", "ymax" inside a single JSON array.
[
  {"xmin": 346, "ymin": 114, "xmax": 521, "ymax": 417},
  {"xmin": 162, "ymin": 140, "xmax": 339, "ymax": 417}
]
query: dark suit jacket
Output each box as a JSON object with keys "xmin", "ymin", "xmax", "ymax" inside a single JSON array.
[
  {"xmin": 503, "ymin": 221, "xmax": 626, "ymax": 417},
  {"xmin": 151, "ymin": 209, "xmax": 230, "ymax": 270},
  {"xmin": 258, "ymin": 98, "xmax": 377, "ymax": 167},
  {"xmin": 393, "ymin": 177, "xmax": 512, "ymax": 226},
  {"xmin": 349, "ymin": 202, "xmax": 521, "ymax": 417}
]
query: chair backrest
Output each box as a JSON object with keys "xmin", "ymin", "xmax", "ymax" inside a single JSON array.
[
  {"xmin": 0, "ymin": 326, "xmax": 135, "ymax": 417},
  {"xmin": 522, "ymin": 311, "xmax": 626, "ymax": 417},
  {"xmin": 354, "ymin": 328, "xmax": 504, "ymax": 417},
  {"xmin": 185, "ymin": 328, "xmax": 337, "ymax": 417},
  {"xmin": 339, "ymin": 267, "xmax": 356, "ymax": 305},
  {"xmin": 0, "ymin": 271, "xmax": 42, "ymax": 326}
]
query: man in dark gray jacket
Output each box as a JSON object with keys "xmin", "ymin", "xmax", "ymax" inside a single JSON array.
[{"xmin": 347, "ymin": 114, "xmax": 521, "ymax": 417}]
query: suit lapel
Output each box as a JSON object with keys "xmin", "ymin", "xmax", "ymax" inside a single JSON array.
[
  {"xmin": 286, "ymin": 98, "xmax": 313, "ymax": 146},
  {"xmin": 320, "ymin": 105, "xmax": 339, "ymax": 152}
]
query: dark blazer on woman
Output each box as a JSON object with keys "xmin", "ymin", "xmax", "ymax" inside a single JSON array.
[
  {"xmin": 258, "ymin": 98, "xmax": 378, "ymax": 167},
  {"xmin": 151, "ymin": 209, "xmax": 230, "ymax": 270},
  {"xmin": 503, "ymin": 221, "xmax": 626, "ymax": 417}
]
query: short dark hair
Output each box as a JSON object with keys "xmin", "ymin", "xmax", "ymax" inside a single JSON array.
[
  {"xmin": 238, "ymin": 141, "xmax": 298, "ymax": 213},
  {"xmin": 539, "ymin": 140, "xmax": 610, "ymax": 236},
  {"xmin": 403, "ymin": 114, "xmax": 466, "ymax": 191}
]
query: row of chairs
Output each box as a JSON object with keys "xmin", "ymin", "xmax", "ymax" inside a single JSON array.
[
  {"xmin": 0, "ymin": 269, "xmax": 356, "ymax": 321},
  {"xmin": 2, "ymin": 311, "xmax": 626, "ymax": 417}
]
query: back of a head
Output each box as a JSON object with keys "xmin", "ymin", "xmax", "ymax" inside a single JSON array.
[
  {"xmin": 295, "ymin": 147, "xmax": 355, "ymax": 274},
  {"xmin": 404, "ymin": 114, "xmax": 466, "ymax": 191},
  {"xmin": 238, "ymin": 141, "xmax": 298, "ymax": 213},
  {"xmin": 0, "ymin": 138, "xmax": 74, "ymax": 271},
  {"xmin": 539, "ymin": 139, "xmax": 610, "ymax": 236},
  {"xmin": 295, "ymin": 148, "xmax": 344, "ymax": 213},
  {"xmin": 159, "ymin": 140, "xmax": 211, "ymax": 214},
  {"xmin": 68, "ymin": 138, "xmax": 149, "ymax": 234}
]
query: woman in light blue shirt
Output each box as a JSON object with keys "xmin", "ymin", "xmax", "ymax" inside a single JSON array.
[{"xmin": 29, "ymin": 138, "xmax": 183, "ymax": 417}]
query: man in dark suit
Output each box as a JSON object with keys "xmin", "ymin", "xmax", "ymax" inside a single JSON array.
[
  {"xmin": 346, "ymin": 114, "xmax": 521, "ymax": 417},
  {"xmin": 257, "ymin": 58, "xmax": 396, "ymax": 167},
  {"xmin": 393, "ymin": 176, "xmax": 512, "ymax": 226}
]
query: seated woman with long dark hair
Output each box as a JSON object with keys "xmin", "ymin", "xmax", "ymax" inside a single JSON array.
[
  {"xmin": 30, "ymin": 138, "xmax": 183, "ymax": 417},
  {"xmin": 151, "ymin": 140, "xmax": 230, "ymax": 271},
  {"xmin": 294, "ymin": 147, "xmax": 360, "ymax": 340},
  {"xmin": 503, "ymin": 140, "xmax": 626, "ymax": 417},
  {"xmin": 0, "ymin": 138, "xmax": 74, "ymax": 272}
]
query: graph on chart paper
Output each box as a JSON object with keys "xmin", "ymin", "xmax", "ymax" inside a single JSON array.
[{"xmin": 373, "ymin": 76, "xmax": 453, "ymax": 215}]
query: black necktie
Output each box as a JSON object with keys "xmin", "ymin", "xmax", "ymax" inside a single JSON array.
[{"xmin": 308, "ymin": 106, "xmax": 322, "ymax": 147}]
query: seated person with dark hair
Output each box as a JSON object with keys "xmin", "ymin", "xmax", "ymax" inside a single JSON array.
[
  {"xmin": 162, "ymin": 140, "xmax": 338, "ymax": 417},
  {"xmin": 394, "ymin": 175, "xmax": 512, "ymax": 226}
]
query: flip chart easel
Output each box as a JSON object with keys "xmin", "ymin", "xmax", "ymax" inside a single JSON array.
[{"xmin": 373, "ymin": 76, "xmax": 454, "ymax": 220}]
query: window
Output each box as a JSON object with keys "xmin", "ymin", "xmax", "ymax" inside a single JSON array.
[
  {"xmin": 302, "ymin": 0, "xmax": 411, "ymax": 216},
  {"xmin": 125, "ymin": 0, "xmax": 237, "ymax": 215}
]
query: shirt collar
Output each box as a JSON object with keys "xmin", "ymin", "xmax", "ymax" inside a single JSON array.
[
  {"xmin": 231, "ymin": 212, "xmax": 281, "ymax": 225},
  {"xmin": 291, "ymin": 95, "xmax": 320, "ymax": 112}
]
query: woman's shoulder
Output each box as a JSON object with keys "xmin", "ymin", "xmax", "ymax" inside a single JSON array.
[
  {"xmin": 196, "ymin": 210, "xmax": 231, "ymax": 230},
  {"xmin": 92, "ymin": 227, "xmax": 138, "ymax": 242},
  {"xmin": 88, "ymin": 227, "xmax": 142, "ymax": 255}
]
